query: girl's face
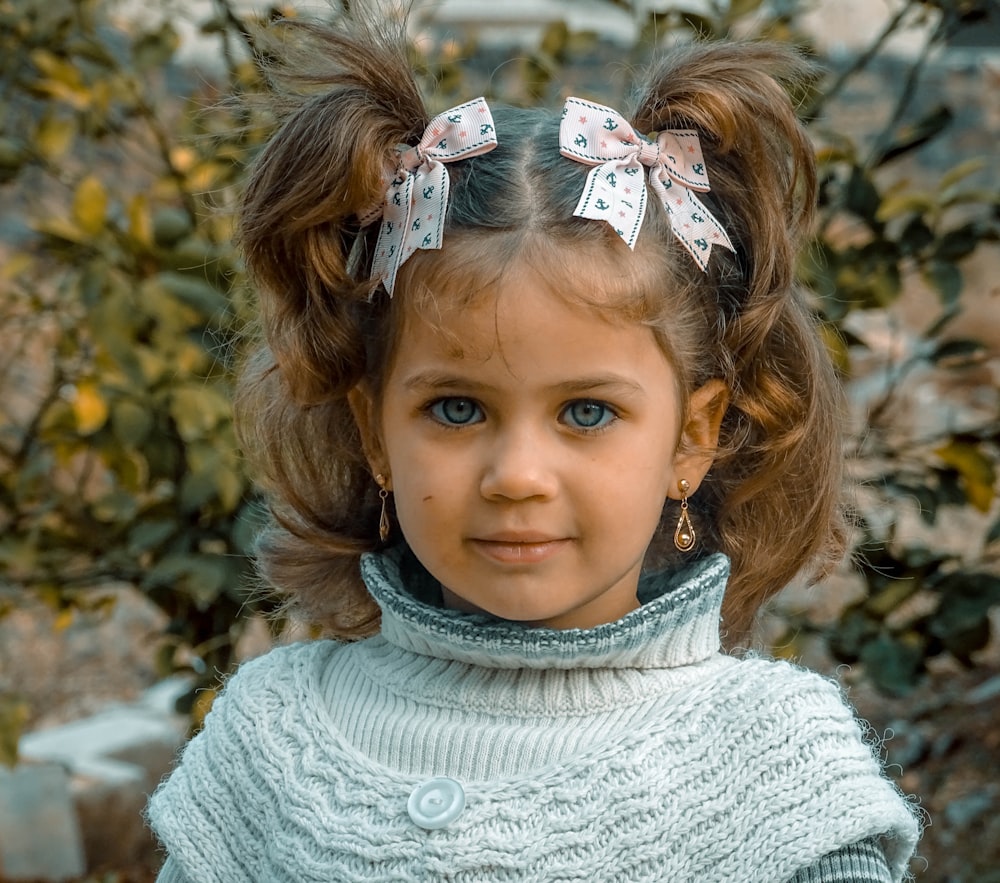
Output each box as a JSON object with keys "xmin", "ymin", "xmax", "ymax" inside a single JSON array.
[{"xmin": 354, "ymin": 263, "xmax": 726, "ymax": 629}]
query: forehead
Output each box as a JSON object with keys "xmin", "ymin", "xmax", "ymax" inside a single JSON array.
[{"xmin": 388, "ymin": 261, "xmax": 677, "ymax": 394}]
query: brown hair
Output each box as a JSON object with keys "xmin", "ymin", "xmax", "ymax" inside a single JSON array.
[{"xmin": 234, "ymin": 14, "xmax": 846, "ymax": 645}]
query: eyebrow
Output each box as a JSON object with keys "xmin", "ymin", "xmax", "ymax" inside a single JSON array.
[{"xmin": 400, "ymin": 370, "xmax": 646, "ymax": 397}]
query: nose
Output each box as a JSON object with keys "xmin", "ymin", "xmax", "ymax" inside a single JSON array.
[{"xmin": 479, "ymin": 424, "xmax": 558, "ymax": 502}]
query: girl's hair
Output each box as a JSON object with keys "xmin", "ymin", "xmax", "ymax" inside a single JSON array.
[{"xmin": 234, "ymin": 14, "xmax": 846, "ymax": 645}]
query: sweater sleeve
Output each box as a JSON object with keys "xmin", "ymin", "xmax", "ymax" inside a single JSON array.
[
  {"xmin": 155, "ymin": 855, "xmax": 192, "ymax": 883},
  {"xmin": 786, "ymin": 837, "xmax": 892, "ymax": 883}
]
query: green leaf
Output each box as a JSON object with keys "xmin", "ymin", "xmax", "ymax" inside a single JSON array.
[
  {"xmin": 232, "ymin": 504, "xmax": 266, "ymax": 556},
  {"xmin": 111, "ymin": 399, "xmax": 155, "ymax": 446},
  {"xmin": 91, "ymin": 488, "xmax": 141, "ymax": 523},
  {"xmin": 153, "ymin": 207, "xmax": 194, "ymax": 247},
  {"xmin": 143, "ymin": 553, "xmax": 231, "ymax": 609},
  {"xmin": 128, "ymin": 520, "xmax": 178, "ymax": 554},
  {"xmin": 929, "ymin": 338, "xmax": 985, "ymax": 365},
  {"xmin": 169, "ymin": 385, "xmax": 232, "ymax": 443},
  {"xmin": 859, "ymin": 632, "xmax": 926, "ymax": 696},
  {"xmin": 157, "ymin": 271, "xmax": 230, "ymax": 319},
  {"xmin": 864, "ymin": 577, "xmax": 921, "ymax": 619},
  {"xmin": 935, "ymin": 223, "xmax": 981, "ymax": 262},
  {"xmin": 828, "ymin": 605, "xmax": 880, "ymax": 663},
  {"xmin": 929, "ymin": 574, "xmax": 1000, "ymax": 661},
  {"xmin": 677, "ymin": 12, "xmax": 717, "ymax": 37},
  {"xmin": 0, "ymin": 137, "xmax": 27, "ymax": 181},
  {"xmin": 897, "ymin": 216, "xmax": 934, "ymax": 257},
  {"xmin": 921, "ymin": 259, "xmax": 963, "ymax": 307},
  {"xmin": 876, "ymin": 104, "xmax": 953, "ymax": 165},
  {"xmin": 132, "ymin": 23, "xmax": 180, "ymax": 71},
  {"xmin": 538, "ymin": 20, "xmax": 569, "ymax": 62},
  {"xmin": 727, "ymin": 0, "xmax": 765, "ymax": 19},
  {"xmin": 844, "ymin": 166, "xmax": 882, "ymax": 224}
]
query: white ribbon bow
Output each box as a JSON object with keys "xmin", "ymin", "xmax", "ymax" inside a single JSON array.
[
  {"xmin": 559, "ymin": 97, "xmax": 734, "ymax": 271},
  {"xmin": 372, "ymin": 98, "xmax": 498, "ymax": 294}
]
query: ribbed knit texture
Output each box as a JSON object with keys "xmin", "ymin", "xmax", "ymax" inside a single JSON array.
[
  {"xmin": 789, "ymin": 838, "xmax": 893, "ymax": 882},
  {"xmin": 148, "ymin": 551, "xmax": 920, "ymax": 882}
]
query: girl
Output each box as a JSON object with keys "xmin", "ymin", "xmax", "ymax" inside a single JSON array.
[{"xmin": 148, "ymin": 13, "xmax": 921, "ymax": 882}]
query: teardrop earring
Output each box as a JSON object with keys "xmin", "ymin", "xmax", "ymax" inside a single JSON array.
[
  {"xmin": 673, "ymin": 479, "xmax": 696, "ymax": 552},
  {"xmin": 375, "ymin": 473, "xmax": 391, "ymax": 542}
]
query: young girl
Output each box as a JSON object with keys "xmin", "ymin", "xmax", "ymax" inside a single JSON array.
[{"xmin": 148, "ymin": 13, "xmax": 921, "ymax": 882}]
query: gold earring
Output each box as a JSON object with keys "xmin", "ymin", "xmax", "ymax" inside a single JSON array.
[
  {"xmin": 375, "ymin": 473, "xmax": 391, "ymax": 542},
  {"xmin": 673, "ymin": 479, "xmax": 695, "ymax": 552}
]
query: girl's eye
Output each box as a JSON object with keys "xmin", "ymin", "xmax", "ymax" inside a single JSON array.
[
  {"xmin": 428, "ymin": 397, "xmax": 483, "ymax": 426},
  {"xmin": 561, "ymin": 400, "xmax": 617, "ymax": 430}
]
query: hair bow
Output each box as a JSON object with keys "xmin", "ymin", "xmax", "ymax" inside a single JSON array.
[
  {"xmin": 559, "ymin": 97, "xmax": 734, "ymax": 271},
  {"xmin": 371, "ymin": 98, "xmax": 498, "ymax": 294}
]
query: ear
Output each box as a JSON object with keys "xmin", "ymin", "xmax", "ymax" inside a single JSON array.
[
  {"xmin": 347, "ymin": 384, "xmax": 388, "ymax": 480},
  {"xmin": 667, "ymin": 379, "xmax": 729, "ymax": 498}
]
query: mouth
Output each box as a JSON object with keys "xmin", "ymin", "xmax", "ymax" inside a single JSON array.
[{"xmin": 468, "ymin": 535, "xmax": 571, "ymax": 565}]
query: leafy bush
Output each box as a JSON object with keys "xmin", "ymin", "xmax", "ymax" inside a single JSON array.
[{"xmin": 0, "ymin": 0, "xmax": 997, "ymax": 763}]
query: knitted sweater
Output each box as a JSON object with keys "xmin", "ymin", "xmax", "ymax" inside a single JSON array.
[{"xmin": 148, "ymin": 551, "xmax": 920, "ymax": 882}]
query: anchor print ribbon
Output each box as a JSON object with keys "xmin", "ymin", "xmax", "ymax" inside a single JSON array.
[
  {"xmin": 559, "ymin": 97, "xmax": 734, "ymax": 271},
  {"xmin": 372, "ymin": 98, "xmax": 498, "ymax": 294}
]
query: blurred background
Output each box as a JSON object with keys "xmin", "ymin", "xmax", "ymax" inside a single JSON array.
[{"xmin": 0, "ymin": 0, "xmax": 998, "ymax": 880}]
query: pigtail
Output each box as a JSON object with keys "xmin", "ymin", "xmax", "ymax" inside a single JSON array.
[
  {"xmin": 238, "ymin": 15, "xmax": 427, "ymax": 403},
  {"xmin": 632, "ymin": 44, "xmax": 845, "ymax": 644},
  {"xmin": 234, "ymin": 15, "xmax": 429, "ymax": 637}
]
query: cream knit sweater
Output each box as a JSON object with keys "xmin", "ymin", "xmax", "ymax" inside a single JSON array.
[{"xmin": 149, "ymin": 551, "xmax": 919, "ymax": 882}]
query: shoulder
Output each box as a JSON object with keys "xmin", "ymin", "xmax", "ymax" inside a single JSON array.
[
  {"xmin": 153, "ymin": 640, "xmax": 342, "ymax": 795},
  {"xmin": 712, "ymin": 652, "xmax": 858, "ymax": 717},
  {"xmin": 696, "ymin": 654, "xmax": 879, "ymax": 762},
  {"xmin": 212, "ymin": 639, "xmax": 338, "ymax": 706},
  {"xmin": 673, "ymin": 654, "xmax": 922, "ymax": 879},
  {"xmin": 147, "ymin": 640, "xmax": 345, "ymax": 862}
]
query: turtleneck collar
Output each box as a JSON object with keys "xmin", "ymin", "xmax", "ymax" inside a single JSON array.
[{"xmin": 359, "ymin": 549, "xmax": 729, "ymax": 671}]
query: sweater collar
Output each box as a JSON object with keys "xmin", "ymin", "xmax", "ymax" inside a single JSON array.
[{"xmin": 359, "ymin": 549, "xmax": 728, "ymax": 670}]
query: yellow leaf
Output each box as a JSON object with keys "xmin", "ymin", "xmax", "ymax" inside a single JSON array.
[
  {"xmin": 54, "ymin": 608, "xmax": 75, "ymax": 632},
  {"xmin": 814, "ymin": 145, "xmax": 853, "ymax": 165},
  {"xmin": 1, "ymin": 253, "xmax": 35, "ymax": 279},
  {"xmin": 128, "ymin": 193, "xmax": 153, "ymax": 246},
  {"xmin": 875, "ymin": 191, "xmax": 935, "ymax": 222},
  {"xmin": 169, "ymin": 145, "xmax": 197, "ymax": 173},
  {"xmin": 33, "ymin": 216, "xmax": 86, "ymax": 245},
  {"xmin": 936, "ymin": 441, "xmax": 996, "ymax": 513},
  {"xmin": 34, "ymin": 115, "xmax": 75, "ymax": 160},
  {"xmin": 29, "ymin": 50, "xmax": 91, "ymax": 109},
  {"xmin": 191, "ymin": 688, "xmax": 217, "ymax": 730},
  {"xmin": 30, "ymin": 49, "xmax": 84, "ymax": 87},
  {"xmin": 819, "ymin": 324, "xmax": 850, "ymax": 375},
  {"xmin": 71, "ymin": 380, "xmax": 109, "ymax": 435},
  {"xmin": 73, "ymin": 175, "xmax": 108, "ymax": 236},
  {"xmin": 0, "ymin": 696, "xmax": 31, "ymax": 768},
  {"xmin": 938, "ymin": 158, "xmax": 987, "ymax": 192}
]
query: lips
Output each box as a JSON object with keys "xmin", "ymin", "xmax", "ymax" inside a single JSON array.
[{"xmin": 468, "ymin": 534, "xmax": 571, "ymax": 565}]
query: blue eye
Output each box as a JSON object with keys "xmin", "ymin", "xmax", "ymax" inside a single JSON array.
[
  {"xmin": 561, "ymin": 400, "xmax": 616, "ymax": 430},
  {"xmin": 428, "ymin": 397, "xmax": 483, "ymax": 426}
]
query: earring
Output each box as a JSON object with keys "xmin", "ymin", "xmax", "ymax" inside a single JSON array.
[
  {"xmin": 673, "ymin": 479, "xmax": 696, "ymax": 552},
  {"xmin": 375, "ymin": 473, "xmax": 391, "ymax": 542}
]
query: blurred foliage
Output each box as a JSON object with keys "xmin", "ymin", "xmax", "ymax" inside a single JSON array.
[{"xmin": 0, "ymin": 0, "xmax": 998, "ymax": 764}]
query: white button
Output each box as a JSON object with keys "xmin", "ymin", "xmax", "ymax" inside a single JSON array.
[{"xmin": 407, "ymin": 777, "xmax": 466, "ymax": 830}]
